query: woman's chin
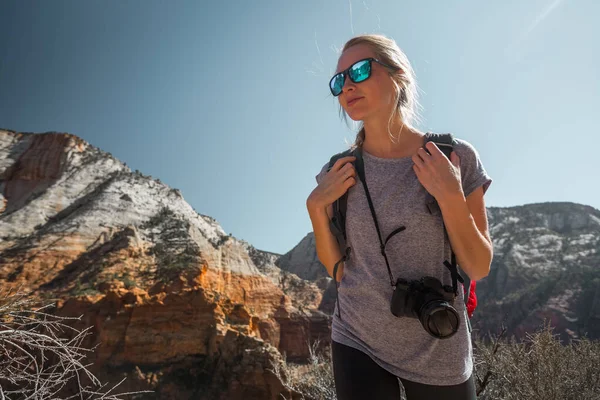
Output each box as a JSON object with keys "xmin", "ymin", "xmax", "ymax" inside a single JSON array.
[{"xmin": 346, "ymin": 110, "xmax": 367, "ymax": 121}]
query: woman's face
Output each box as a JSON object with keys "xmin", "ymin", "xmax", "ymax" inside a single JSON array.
[{"xmin": 335, "ymin": 44, "xmax": 398, "ymax": 122}]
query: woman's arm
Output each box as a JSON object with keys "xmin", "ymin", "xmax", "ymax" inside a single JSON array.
[
  {"xmin": 307, "ymin": 201, "xmax": 345, "ymax": 282},
  {"xmin": 438, "ymin": 185, "xmax": 493, "ymax": 282},
  {"xmin": 307, "ymin": 155, "xmax": 356, "ymax": 282}
]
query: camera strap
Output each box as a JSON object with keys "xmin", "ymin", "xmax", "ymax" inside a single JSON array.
[
  {"xmin": 444, "ymin": 242, "xmax": 463, "ymax": 296},
  {"xmin": 355, "ymin": 147, "xmax": 463, "ymax": 295},
  {"xmin": 354, "ymin": 148, "xmax": 402, "ymax": 288},
  {"xmin": 427, "ymin": 193, "xmax": 464, "ymax": 296}
]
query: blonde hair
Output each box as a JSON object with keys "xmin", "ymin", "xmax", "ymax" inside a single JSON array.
[{"xmin": 338, "ymin": 34, "xmax": 422, "ymax": 148}]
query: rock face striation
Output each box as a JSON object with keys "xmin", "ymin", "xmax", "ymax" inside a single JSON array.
[
  {"xmin": 0, "ymin": 129, "xmax": 329, "ymax": 399},
  {"xmin": 475, "ymin": 203, "xmax": 600, "ymax": 342}
]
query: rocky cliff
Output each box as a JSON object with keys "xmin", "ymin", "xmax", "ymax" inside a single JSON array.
[
  {"xmin": 476, "ymin": 202, "xmax": 600, "ymax": 342},
  {"xmin": 0, "ymin": 129, "xmax": 329, "ymax": 399}
]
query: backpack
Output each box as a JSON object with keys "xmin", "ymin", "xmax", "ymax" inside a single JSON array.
[{"xmin": 326, "ymin": 132, "xmax": 478, "ymax": 320}]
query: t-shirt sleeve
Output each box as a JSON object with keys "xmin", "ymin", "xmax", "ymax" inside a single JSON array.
[
  {"xmin": 315, "ymin": 161, "xmax": 330, "ymax": 185},
  {"xmin": 454, "ymin": 138, "xmax": 492, "ymax": 197}
]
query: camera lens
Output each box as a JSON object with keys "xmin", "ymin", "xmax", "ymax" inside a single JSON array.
[{"xmin": 419, "ymin": 301, "xmax": 460, "ymax": 339}]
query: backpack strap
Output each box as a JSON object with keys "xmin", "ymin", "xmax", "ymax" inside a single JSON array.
[
  {"xmin": 423, "ymin": 132, "xmax": 454, "ymax": 214},
  {"xmin": 327, "ymin": 148, "xmax": 355, "ymax": 319},
  {"xmin": 423, "ymin": 133, "xmax": 475, "ymax": 318},
  {"xmin": 423, "ymin": 132, "xmax": 454, "ymax": 158},
  {"xmin": 327, "ymin": 148, "xmax": 355, "ymax": 252},
  {"xmin": 423, "ymin": 132, "xmax": 455, "ymax": 217}
]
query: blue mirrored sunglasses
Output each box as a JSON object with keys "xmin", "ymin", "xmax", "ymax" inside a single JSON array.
[{"xmin": 329, "ymin": 57, "xmax": 397, "ymax": 97}]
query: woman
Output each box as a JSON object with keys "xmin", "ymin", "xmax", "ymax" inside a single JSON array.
[{"xmin": 306, "ymin": 34, "xmax": 493, "ymax": 400}]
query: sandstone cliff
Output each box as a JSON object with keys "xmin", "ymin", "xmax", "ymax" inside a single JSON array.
[{"xmin": 0, "ymin": 129, "xmax": 330, "ymax": 399}]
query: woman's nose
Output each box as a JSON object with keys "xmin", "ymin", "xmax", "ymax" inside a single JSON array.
[{"xmin": 342, "ymin": 75, "xmax": 356, "ymax": 93}]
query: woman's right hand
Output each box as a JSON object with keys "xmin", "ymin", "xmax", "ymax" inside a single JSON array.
[
  {"xmin": 307, "ymin": 156, "xmax": 357, "ymax": 212},
  {"xmin": 307, "ymin": 155, "xmax": 356, "ymax": 283}
]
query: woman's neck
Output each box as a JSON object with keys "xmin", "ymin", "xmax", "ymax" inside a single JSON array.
[{"xmin": 361, "ymin": 117, "xmax": 425, "ymax": 159}]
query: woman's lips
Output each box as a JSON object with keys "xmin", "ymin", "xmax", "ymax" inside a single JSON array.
[{"xmin": 347, "ymin": 97, "xmax": 363, "ymax": 106}]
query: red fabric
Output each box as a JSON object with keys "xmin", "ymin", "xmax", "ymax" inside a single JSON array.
[{"xmin": 465, "ymin": 281, "xmax": 477, "ymax": 319}]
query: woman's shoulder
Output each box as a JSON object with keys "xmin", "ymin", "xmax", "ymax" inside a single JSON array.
[
  {"xmin": 315, "ymin": 146, "xmax": 355, "ymax": 183},
  {"xmin": 452, "ymin": 137, "xmax": 479, "ymax": 154},
  {"xmin": 451, "ymin": 136, "xmax": 492, "ymax": 196},
  {"xmin": 451, "ymin": 136, "xmax": 487, "ymax": 164},
  {"xmin": 315, "ymin": 160, "xmax": 330, "ymax": 184}
]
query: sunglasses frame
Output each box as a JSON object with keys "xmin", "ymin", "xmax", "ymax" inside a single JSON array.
[{"xmin": 329, "ymin": 57, "xmax": 397, "ymax": 97}]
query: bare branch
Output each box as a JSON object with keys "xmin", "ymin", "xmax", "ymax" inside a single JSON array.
[{"xmin": 0, "ymin": 288, "xmax": 153, "ymax": 399}]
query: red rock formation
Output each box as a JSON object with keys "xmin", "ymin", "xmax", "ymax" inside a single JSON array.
[
  {"xmin": 0, "ymin": 129, "xmax": 333, "ymax": 399},
  {"xmin": 1, "ymin": 132, "xmax": 83, "ymax": 214}
]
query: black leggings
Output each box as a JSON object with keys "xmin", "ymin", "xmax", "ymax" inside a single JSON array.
[{"xmin": 331, "ymin": 340, "xmax": 477, "ymax": 400}]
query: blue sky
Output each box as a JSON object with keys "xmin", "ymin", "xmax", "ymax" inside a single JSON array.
[{"xmin": 1, "ymin": 0, "xmax": 598, "ymax": 254}]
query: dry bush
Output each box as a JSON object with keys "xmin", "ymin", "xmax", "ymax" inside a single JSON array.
[
  {"xmin": 269, "ymin": 338, "xmax": 337, "ymax": 400},
  {"xmin": 0, "ymin": 287, "xmax": 152, "ymax": 399},
  {"xmin": 271, "ymin": 323, "xmax": 600, "ymax": 400},
  {"xmin": 269, "ymin": 338, "xmax": 409, "ymax": 400},
  {"xmin": 474, "ymin": 321, "xmax": 600, "ymax": 400}
]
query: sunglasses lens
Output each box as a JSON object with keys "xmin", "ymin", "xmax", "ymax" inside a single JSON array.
[
  {"xmin": 330, "ymin": 73, "xmax": 345, "ymax": 96},
  {"xmin": 329, "ymin": 59, "xmax": 372, "ymax": 96},
  {"xmin": 349, "ymin": 59, "xmax": 371, "ymax": 83}
]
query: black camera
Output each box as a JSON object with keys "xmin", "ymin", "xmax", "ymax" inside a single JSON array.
[{"xmin": 390, "ymin": 276, "xmax": 460, "ymax": 339}]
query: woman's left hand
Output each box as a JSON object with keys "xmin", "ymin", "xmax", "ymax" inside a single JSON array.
[{"xmin": 412, "ymin": 142, "xmax": 463, "ymax": 202}]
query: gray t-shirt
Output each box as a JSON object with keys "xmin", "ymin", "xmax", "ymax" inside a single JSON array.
[{"xmin": 315, "ymin": 137, "xmax": 492, "ymax": 386}]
